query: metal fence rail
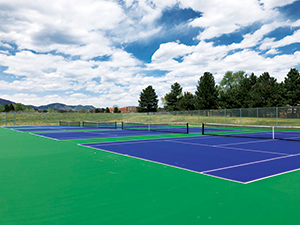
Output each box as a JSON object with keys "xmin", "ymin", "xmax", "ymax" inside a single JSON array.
[{"xmin": 1, "ymin": 106, "xmax": 300, "ymax": 127}]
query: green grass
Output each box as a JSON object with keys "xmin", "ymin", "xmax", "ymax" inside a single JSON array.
[
  {"xmin": 1, "ymin": 127, "xmax": 300, "ymax": 224},
  {"xmin": 2, "ymin": 111, "xmax": 300, "ymax": 127}
]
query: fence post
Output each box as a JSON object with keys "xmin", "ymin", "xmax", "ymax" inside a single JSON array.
[
  {"xmin": 210, "ymin": 110, "xmax": 212, "ymax": 123},
  {"xmin": 186, "ymin": 111, "xmax": 188, "ymax": 123},
  {"xmin": 198, "ymin": 110, "xmax": 200, "ymax": 125},
  {"xmin": 224, "ymin": 109, "xmax": 226, "ymax": 124},
  {"xmin": 257, "ymin": 108, "xmax": 259, "ymax": 125},
  {"xmin": 159, "ymin": 112, "xmax": 161, "ymax": 123},
  {"xmin": 240, "ymin": 109, "xmax": 242, "ymax": 125},
  {"xmin": 276, "ymin": 107, "xmax": 278, "ymax": 126},
  {"xmin": 14, "ymin": 112, "xmax": 16, "ymax": 126},
  {"xmin": 5, "ymin": 113, "xmax": 7, "ymax": 126}
]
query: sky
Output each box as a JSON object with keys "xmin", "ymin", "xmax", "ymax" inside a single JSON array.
[{"xmin": 0, "ymin": 0, "xmax": 300, "ymax": 108}]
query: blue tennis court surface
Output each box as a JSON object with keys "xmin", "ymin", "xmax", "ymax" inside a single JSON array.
[
  {"xmin": 30, "ymin": 129, "xmax": 190, "ymax": 140},
  {"xmin": 4, "ymin": 125, "xmax": 116, "ymax": 132},
  {"xmin": 80, "ymin": 136, "xmax": 300, "ymax": 183},
  {"xmin": 27, "ymin": 127, "xmax": 202, "ymax": 140}
]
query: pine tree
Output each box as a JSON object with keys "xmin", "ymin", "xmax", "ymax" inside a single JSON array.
[
  {"xmin": 178, "ymin": 92, "xmax": 195, "ymax": 111},
  {"xmin": 284, "ymin": 68, "xmax": 300, "ymax": 106},
  {"xmin": 164, "ymin": 82, "xmax": 183, "ymax": 111},
  {"xmin": 194, "ymin": 72, "xmax": 218, "ymax": 109},
  {"xmin": 137, "ymin": 85, "xmax": 158, "ymax": 112}
]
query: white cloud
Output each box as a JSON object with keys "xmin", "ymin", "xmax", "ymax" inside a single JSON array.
[
  {"xmin": 0, "ymin": 0, "xmax": 300, "ymax": 108},
  {"xmin": 151, "ymin": 42, "xmax": 196, "ymax": 62},
  {"xmin": 259, "ymin": 0, "xmax": 298, "ymax": 9},
  {"xmin": 186, "ymin": 0, "xmax": 276, "ymax": 40},
  {"xmin": 260, "ymin": 29, "xmax": 300, "ymax": 50}
]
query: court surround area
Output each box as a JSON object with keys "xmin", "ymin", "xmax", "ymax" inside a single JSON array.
[{"xmin": 1, "ymin": 122, "xmax": 300, "ymax": 224}]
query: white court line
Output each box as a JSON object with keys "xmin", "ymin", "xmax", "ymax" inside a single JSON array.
[
  {"xmin": 30, "ymin": 133, "xmax": 60, "ymax": 141},
  {"xmin": 83, "ymin": 139, "xmax": 165, "ymax": 146},
  {"xmin": 79, "ymin": 137, "xmax": 300, "ymax": 184},
  {"xmin": 278, "ymin": 135, "xmax": 300, "ymax": 140},
  {"xmin": 217, "ymin": 145, "xmax": 289, "ymax": 156},
  {"xmin": 201, "ymin": 173, "xmax": 245, "ymax": 184},
  {"xmin": 165, "ymin": 139, "xmax": 289, "ymax": 156},
  {"xmin": 78, "ymin": 143, "xmax": 247, "ymax": 184},
  {"xmin": 215, "ymin": 139, "xmax": 275, "ymax": 147},
  {"xmin": 82, "ymin": 131, "xmax": 120, "ymax": 137},
  {"xmin": 245, "ymin": 167, "xmax": 300, "ymax": 184},
  {"xmin": 77, "ymin": 143, "xmax": 226, "ymax": 178},
  {"xmin": 202, "ymin": 153, "xmax": 300, "ymax": 173}
]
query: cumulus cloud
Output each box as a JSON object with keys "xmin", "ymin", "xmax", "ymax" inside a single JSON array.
[{"xmin": 0, "ymin": 0, "xmax": 299, "ymax": 107}]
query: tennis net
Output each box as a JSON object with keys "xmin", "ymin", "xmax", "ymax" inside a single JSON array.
[
  {"xmin": 202, "ymin": 123, "xmax": 300, "ymax": 142},
  {"xmin": 82, "ymin": 121, "xmax": 117, "ymax": 129},
  {"xmin": 59, "ymin": 120, "xmax": 81, "ymax": 127},
  {"xmin": 122, "ymin": 122, "xmax": 189, "ymax": 134}
]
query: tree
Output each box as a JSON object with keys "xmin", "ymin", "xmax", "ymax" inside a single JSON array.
[
  {"xmin": 218, "ymin": 71, "xmax": 247, "ymax": 108},
  {"xmin": 94, "ymin": 108, "xmax": 105, "ymax": 113},
  {"xmin": 137, "ymin": 85, "xmax": 158, "ymax": 112},
  {"xmin": 0, "ymin": 104, "xmax": 4, "ymax": 112},
  {"xmin": 238, "ymin": 73, "xmax": 258, "ymax": 108},
  {"xmin": 9, "ymin": 103, "xmax": 15, "ymax": 111},
  {"xmin": 178, "ymin": 92, "xmax": 195, "ymax": 111},
  {"xmin": 284, "ymin": 68, "xmax": 300, "ymax": 106},
  {"xmin": 194, "ymin": 72, "xmax": 218, "ymax": 109},
  {"xmin": 15, "ymin": 103, "xmax": 26, "ymax": 111},
  {"xmin": 105, "ymin": 107, "xmax": 110, "ymax": 113},
  {"xmin": 219, "ymin": 71, "xmax": 245, "ymax": 92},
  {"xmin": 113, "ymin": 107, "xmax": 121, "ymax": 113},
  {"xmin": 4, "ymin": 104, "xmax": 10, "ymax": 112},
  {"xmin": 249, "ymin": 72, "xmax": 284, "ymax": 107},
  {"xmin": 164, "ymin": 82, "xmax": 183, "ymax": 111},
  {"xmin": 79, "ymin": 109, "xmax": 86, "ymax": 113}
]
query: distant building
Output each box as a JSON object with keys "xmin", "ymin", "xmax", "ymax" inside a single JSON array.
[
  {"xmin": 120, "ymin": 106, "xmax": 137, "ymax": 113},
  {"xmin": 109, "ymin": 106, "xmax": 137, "ymax": 113}
]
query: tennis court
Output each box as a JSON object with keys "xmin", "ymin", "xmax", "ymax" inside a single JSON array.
[
  {"xmin": 81, "ymin": 136, "xmax": 300, "ymax": 183},
  {"xmin": 9, "ymin": 122, "xmax": 201, "ymax": 140},
  {"xmin": 2, "ymin": 122, "xmax": 300, "ymax": 224}
]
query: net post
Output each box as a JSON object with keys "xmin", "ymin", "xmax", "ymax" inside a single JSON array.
[
  {"xmin": 202, "ymin": 123, "xmax": 204, "ymax": 135},
  {"xmin": 272, "ymin": 126, "xmax": 275, "ymax": 139},
  {"xmin": 121, "ymin": 122, "xmax": 124, "ymax": 130},
  {"xmin": 115, "ymin": 121, "xmax": 117, "ymax": 129},
  {"xmin": 187, "ymin": 123, "xmax": 189, "ymax": 134}
]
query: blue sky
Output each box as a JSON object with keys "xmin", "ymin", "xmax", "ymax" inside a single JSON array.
[{"xmin": 0, "ymin": 0, "xmax": 300, "ymax": 108}]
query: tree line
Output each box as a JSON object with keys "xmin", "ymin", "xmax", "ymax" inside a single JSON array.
[
  {"xmin": 137, "ymin": 68, "xmax": 300, "ymax": 112},
  {"xmin": 0, "ymin": 103, "xmax": 33, "ymax": 112},
  {"xmin": 0, "ymin": 104, "xmax": 122, "ymax": 114}
]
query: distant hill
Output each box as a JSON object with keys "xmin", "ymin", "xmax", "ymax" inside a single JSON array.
[
  {"xmin": 0, "ymin": 98, "xmax": 15, "ymax": 106},
  {"xmin": 0, "ymin": 98, "xmax": 95, "ymax": 112},
  {"xmin": 36, "ymin": 103, "xmax": 95, "ymax": 111}
]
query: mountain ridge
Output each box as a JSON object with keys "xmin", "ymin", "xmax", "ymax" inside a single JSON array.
[{"xmin": 0, "ymin": 98, "xmax": 95, "ymax": 111}]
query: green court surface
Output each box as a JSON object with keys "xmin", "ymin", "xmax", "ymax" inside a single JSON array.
[{"xmin": 1, "ymin": 127, "xmax": 300, "ymax": 224}]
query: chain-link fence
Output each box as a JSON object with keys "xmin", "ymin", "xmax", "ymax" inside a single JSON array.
[{"xmin": 1, "ymin": 106, "xmax": 300, "ymax": 127}]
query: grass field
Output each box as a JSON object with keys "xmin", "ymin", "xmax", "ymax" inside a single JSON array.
[
  {"xmin": 1, "ymin": 107, "xmax": 300, "ymax": 127},
  {"xmin": 1, "ymin": 127, "xmax": 300, "ymax": 224}
]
